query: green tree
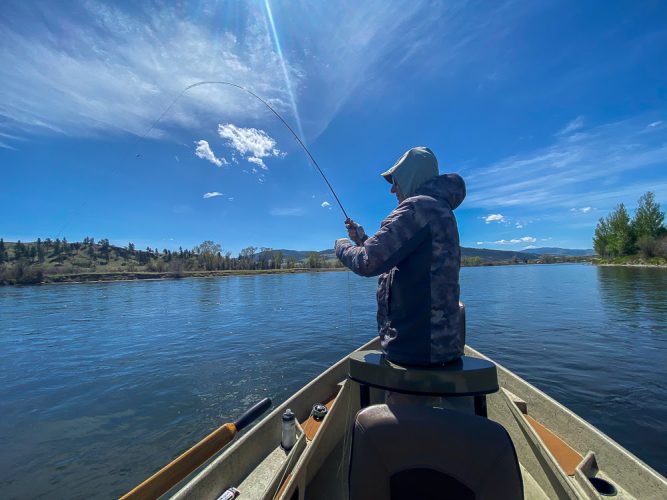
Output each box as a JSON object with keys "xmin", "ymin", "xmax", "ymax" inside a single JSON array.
[
  {"xmin": 194, "ymin": 240, "xmax": 222, "ymax": 270},
  {"xmin": 0, "ymin": 238, "xmax": 6, "ymax": 264},
  {"xmin": 127, "ymin": 242, "xmax": 135, "ymax": 253},
  {"xmin": 239, "ymin": 246, "xmax": 257, "ymax": 270},
  {"xmin": 14, "ymin": 240, "xmax": 26, "ymax": 260},
  {"xmin": 607, "ymin": 203, "xmax": 634, "ymax": 256},
  {"xmin": 307, "ymin": 252, "xmax": 324, "ymax": 268},
  {"xmin": 99, "ymin": 239, "xmax": 111, "ymax": 263},
  {"xmin": 274, "ymin": 251, "xmax": 284, "ymax": 269},
  {"xmin": 632, "ymin": 191, "xmax": 664, "ymax": 239},
  {"xmin": 593, "ymin": 217, "xmax": 611, "ymax": 256},
  {"xmin": 36, "ymin": 238, "xmax": 45, "ymax": 262}
]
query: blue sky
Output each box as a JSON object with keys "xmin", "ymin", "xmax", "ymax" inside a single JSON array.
[{"xmin": 1, "ymin": 0, "xmax": 666, "ymax": 253}]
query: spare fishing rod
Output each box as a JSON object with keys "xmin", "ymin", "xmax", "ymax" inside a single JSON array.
[{"xmin": 138, "ymin": 80, "xmax": 350, "ymax": 220}]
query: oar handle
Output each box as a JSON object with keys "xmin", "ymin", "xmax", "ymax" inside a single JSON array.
[
  {"xmin": 120, "ymin": 398, "xmax": 272, "ymax": 500},
  {"xmin": 234, "ymin": 397, "xmax": 272, "ymax": 431}
]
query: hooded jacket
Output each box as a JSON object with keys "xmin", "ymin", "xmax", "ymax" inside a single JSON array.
[{"xmin": 335, "ymin": 172, "xmax": 466, "ymax": 365}]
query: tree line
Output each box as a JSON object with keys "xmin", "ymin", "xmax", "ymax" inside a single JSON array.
[
  {"xmin": 0, "ymin": 237, "xmax": 342, "ymax": 285},
  {"xmin": 593, "ymin": 191, "xmax": 666, "ymax": 259}
]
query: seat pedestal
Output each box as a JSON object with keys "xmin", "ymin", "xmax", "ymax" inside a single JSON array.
[{"xmin": 348, "ymin": 350, "xmax": 499, "ymax": 417}]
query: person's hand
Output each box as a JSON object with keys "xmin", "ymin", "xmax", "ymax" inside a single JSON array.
[{"xmin": 345, "ymin": 218, "xmax": 367, "ymax": 245}]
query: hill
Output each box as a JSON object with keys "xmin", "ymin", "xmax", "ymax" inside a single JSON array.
[{"xmin": 526, "ymin": 247, "xmax": 595, "ymax": 257}]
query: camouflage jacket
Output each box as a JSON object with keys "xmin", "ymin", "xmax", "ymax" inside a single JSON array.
[{"xmin": 335, "ymin": 174, "xmax": 466, "ymax": 365}]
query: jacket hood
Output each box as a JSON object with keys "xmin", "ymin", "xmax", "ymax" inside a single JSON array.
[
  {"xmin": 381, "ymin": 147, "xmax": 438, "ymax": 198},
  {"xmin": 415, "ymin": 173, "xmax": 466, "ymax": 210}
]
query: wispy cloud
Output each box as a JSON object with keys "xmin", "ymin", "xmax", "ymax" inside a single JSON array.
[
  {"xmin": 270, "ymin": 207, "xmax": 305, "ymax": 216},
  {"xmin": 195, "ymin": 140, "xmax": 226, "ymax": 167},
  {"xmin": 0, "ymin": 3, "xmax": 304, "ymax": 143},
  {"xmin": 648, "ymin": 121, "xmax": 663, "ymax": 128},
  {"xmin": 202, "ymin": 192, "xmax": 223, "ymax": 199},
  {"xmin": 321, "ymin": 201, "xmax": 331, "ymax": 209},
  {"xmin": 0, "ymin": 1, "xmax": 515, "ymax": 146},
  {"xmin": 465, "ymin": 115, "xmax": 667, "ymax": 210},
  {"xmin": 557, "ymin": 116, "xmax": 585, "ymax": 136},
  {"xmin": 218, "ymin": 123, "xmax": 282, "ymax": 169}
]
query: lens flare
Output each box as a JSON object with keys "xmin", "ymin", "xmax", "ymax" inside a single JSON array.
[{"xmin": 263, "ymin": 0, "xmax": 305, "ymax": 142}]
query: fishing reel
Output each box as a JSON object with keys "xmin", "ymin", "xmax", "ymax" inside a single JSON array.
[{"xmin": 311, "ymin": 403, "xmax": 328, "ymax": 421}]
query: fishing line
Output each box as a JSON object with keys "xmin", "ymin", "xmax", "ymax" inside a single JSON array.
[{"xmin": 138, "ymin": 81, "xmax": 350, "ymax": 220}]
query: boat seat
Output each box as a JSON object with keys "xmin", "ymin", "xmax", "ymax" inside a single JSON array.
[
  {"xmin": 348, "ymin": 349, "xmax": 498, "ymax": 416},
  {"xmin": 349, "ymin": 404, "xmax": 523, "ymax": 500}
]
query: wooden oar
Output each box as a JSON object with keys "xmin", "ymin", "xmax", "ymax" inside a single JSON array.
[{"xmin": 120, "ymin": 397, "xmax": 272, "ymax": 500}]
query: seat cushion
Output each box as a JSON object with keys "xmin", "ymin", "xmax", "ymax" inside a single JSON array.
[{"xmin": 349, "ymin": 404, "xmax": 523, "ymax": 500}]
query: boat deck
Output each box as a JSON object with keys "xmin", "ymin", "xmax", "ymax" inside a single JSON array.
[{"xmin": 171, "ymin": 339, "xmax": 667, "ymax": 499}]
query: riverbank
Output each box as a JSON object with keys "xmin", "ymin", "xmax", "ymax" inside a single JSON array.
[
  {"xmin": 593, "ymin": 257, "xmax": 667, "ymax": 267},
  {"xmin": 0, "ymin": 259, "xmax": 598, "ymax": 286},
  {"xmin": 16, "ymin": 267, "xmax": 347, "ymax": 285}
]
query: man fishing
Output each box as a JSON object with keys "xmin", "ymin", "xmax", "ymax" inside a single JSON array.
[{"xmin": 335, "ymin": 147, "xmax": 466, "ymax": 366}]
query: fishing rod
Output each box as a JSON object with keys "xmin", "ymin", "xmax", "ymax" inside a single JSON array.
[{"xmin": 138, "ymin": 80, "xmax": 350, "ymax": 220}]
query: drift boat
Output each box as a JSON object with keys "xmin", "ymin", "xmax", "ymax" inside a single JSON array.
[{"xmin": 124, "ymin": 337, "xmax": 667, "ymax": 499}]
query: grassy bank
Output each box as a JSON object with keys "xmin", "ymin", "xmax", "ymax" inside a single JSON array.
[
  {"xmin": 44, "ymin": 267, "xmax": 344, "ymax": 284},
  {"xmin": 593, "ymin": 256, "xmax": 667, "ymax": 267},
  {"xmin": 2, "ymin": 259, "xmax": 598, "ymax": 286}
]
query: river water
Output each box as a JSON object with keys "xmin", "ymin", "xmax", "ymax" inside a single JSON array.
[{"xmin": 0, "ymin": 264, "xmax": 665, "ymax": 498}]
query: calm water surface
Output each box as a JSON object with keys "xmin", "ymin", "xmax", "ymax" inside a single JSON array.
[{"xmin": 0, "ymin": 264, "xmax": 665, "ymax": 498}]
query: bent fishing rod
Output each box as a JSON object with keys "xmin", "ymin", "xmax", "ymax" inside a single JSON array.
[{"xmin": 138, "ymin": 80, "xmax": 350, "ymax": 220}]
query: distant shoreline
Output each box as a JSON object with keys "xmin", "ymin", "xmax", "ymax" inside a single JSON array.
[
  {"xmin": 27, "ymin": 267, "xmax": 347, "ymax": 286},
  {"xmin": 0, "ymin": 260, "xmax": 604, "ymax": 287}
]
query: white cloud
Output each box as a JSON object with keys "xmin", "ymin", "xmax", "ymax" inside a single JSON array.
[
  {"xmin": 218, "ymin": 123, "xmax": 282, "ymax": 170},
  {"xmin": 557, "ymin": 116, "xmax": 585, "ymax": 136},
  {"xmin": 570, "ymin": 206, "xmax": 593, "ymax": 214},
  {"xmin": 492, "ymin": 236, "xmax": 537, "ymax": 245},
  {"xmin": 476, "ymin": 241, "xmax": 484, "ymax": 245},
  {"xmin": 270, "ymin": 207, "xmax": 305, "ymax": 216},
  {"xmin": 247, "ymin": 156, "xmax": 267, "ymax": 169},
  {"xmin": 195, "ymin": 140, "xmax": 226, "ymax": 167},
  {"xmin": 484, "ymin": 214, "xmax": 506, "ymax": 224},
  {"xmin": 202, "ymin": 192, "xmax": 223, "ymax": 199},
  {"xmin": 523, "ymin": 245, "xmax": 538, "ymax": 250},
  {"xmin": 515, "ymin": 223, "xmax": 524, "ymax": 229},
  {"xmin": 648, "ymin": 121, "xmax": 662, "ymax": 128},
  {"xmin": 321, "ymin": 201, "xmax": 331, "ymax": 209}
]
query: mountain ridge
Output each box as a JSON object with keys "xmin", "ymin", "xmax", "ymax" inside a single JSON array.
[{"xmin": 261, "ymin": 246, "xmax": 594, "ymax": 262}]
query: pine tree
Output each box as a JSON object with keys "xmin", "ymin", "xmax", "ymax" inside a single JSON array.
[
  {"xmin": 0, "ymin": 238, "xmax": 5, "ymax": 264},
  {"xmin": 607, "ymin": 203, "xmax": 634, "ymax": 256},
  {"xmin": 593, "ymin": 218, "xmax": 611, "ymax": 256},
  {"xmin": 36, "ymin": 238, "xmax": 45, "ymax": 262},
  {"xmin": 14, "ymin": 240, "xmax": 25, "ymax": 260},
  {"xmin": 632, "ymin": 191, "xmax": 664, "ymax": 239}
]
